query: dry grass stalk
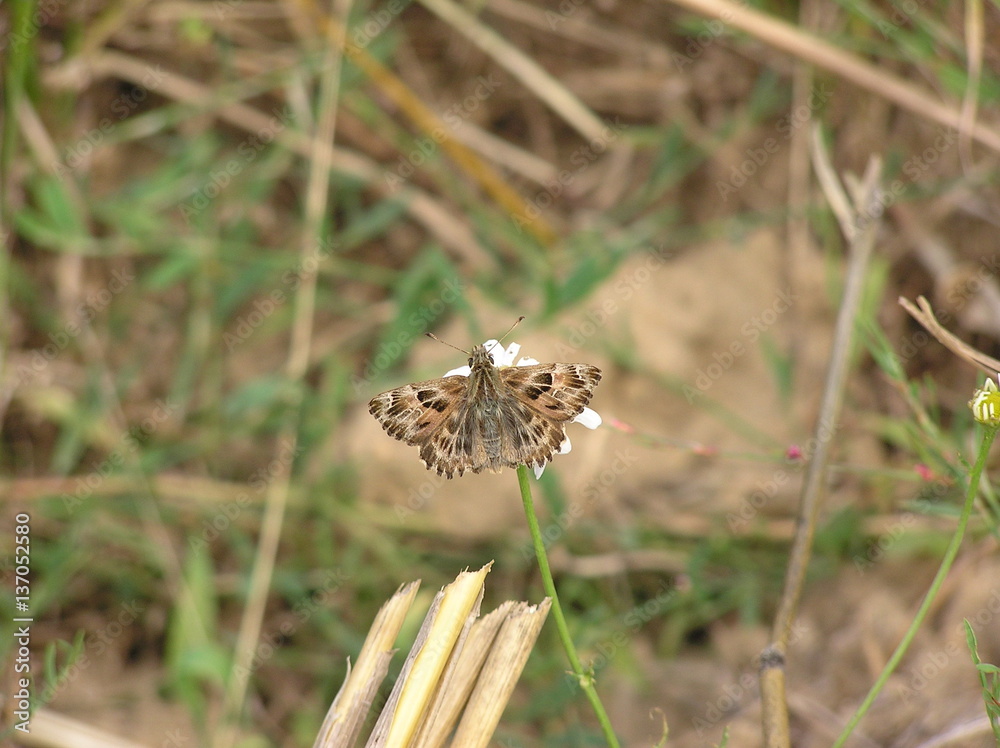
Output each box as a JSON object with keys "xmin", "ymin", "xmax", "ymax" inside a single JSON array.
[
  {"xmin": 314, "ymin": 563, "xmax": 551, "ymax": 748},
  {"xmin": 411, "ymin": 601, "xmax": 516, "ymax": 748},
  {"xmin": 666, "ymin": 0, "xmax": 1000, "ymax": 152},
  {"xmin": 447, "ymin": 598, "xmax": 552, "ymax": 748},
  {"xmin": 370, "ymin": 564, "xmax": 491, "ymax": 746},
  {"xmin": 761, "ymin": 139, "xmax": 883, "ymax": 748},
  {"xmin": 314, "ymin": 581, "xmax": 421, "ymax": 748},
  {"xmin": 899, "ymin": 295, "xmax": 1000, "ymax": 376}
]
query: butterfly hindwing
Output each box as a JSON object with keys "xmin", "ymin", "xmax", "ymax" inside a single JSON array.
[{"xmin": 419, "ymin": 389, "xmax": 568, "ymax": 477}]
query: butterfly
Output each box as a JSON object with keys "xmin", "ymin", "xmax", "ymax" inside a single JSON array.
[{"xmin": 369, "ymin": 337, "xmax": 602, "ymax": 479}]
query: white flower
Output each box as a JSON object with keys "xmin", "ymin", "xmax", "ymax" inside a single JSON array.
[
  {"xmin": 445, "ymin": 339, "xmax": 602, "ymax": 478},
  {"xmin": 969, "ymin": 374, "xmax": 1000, "ymax": 426}
]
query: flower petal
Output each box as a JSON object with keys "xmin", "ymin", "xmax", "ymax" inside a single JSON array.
[
  {"xmin": 533, "ymin": 437, "xmax": 572, "ymax": 479},
  {"xmin": 515, "ymin": 356, "xmax": 540, "ymax": 366},
  {"xmin": 444, "ymin": 364, "xmax": 471, "ymax": 377},
  {"xmin": 573, "ymin": 407, "xmax": 602, "ymax": 430},
  {"xmin": 500, "ymin": 342, "xmax": 520, "ymax": 367},
  {"xmin": 483, "ymin": 341, "xmax": 499, "ymax": 365}
]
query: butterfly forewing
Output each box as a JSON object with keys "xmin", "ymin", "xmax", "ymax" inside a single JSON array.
[
  {"xmin": 368, "ymin": 376, "xmax": 466, "ymax": 444},
  {"xmin": 501, "ymin": 363, "xmax": 601, "ymax": 421},
  {"xmin": 368, "ymin": 343, "xmax": 601, "ymax": 479}
]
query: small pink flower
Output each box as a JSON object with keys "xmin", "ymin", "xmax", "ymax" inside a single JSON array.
[{"xmin": 785, "ymin": 445, "xmax": 804, "ymax": 461}]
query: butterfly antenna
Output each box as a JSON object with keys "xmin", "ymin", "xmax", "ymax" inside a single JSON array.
[
  {"xmin": 426, "ymin": 316, "xmax": 525, "ymax": 355},
  {"xmin": 492, "ymin": 316, "xmax": 525, "ymax": 350},
  {"xmin": 425, "ymin": 331, "xmax": 469, "ymax": 355}
]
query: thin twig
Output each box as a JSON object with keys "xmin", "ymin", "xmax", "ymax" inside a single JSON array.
[
  {"xmin": 899, "ymin": 296, "xmax": 1000, "ymax": 375},
  {"xmin": 760, "ymin": 138, "xmax": 882, "ymax": 748},
  {"xmin": 808, "ymin": 126, "xmax": 854, "ymax": 242}
]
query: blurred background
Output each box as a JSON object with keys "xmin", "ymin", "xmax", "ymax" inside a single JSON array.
[{"xmin": 3, "ymin": 0, "xmax": 1000, "ymax": 745}]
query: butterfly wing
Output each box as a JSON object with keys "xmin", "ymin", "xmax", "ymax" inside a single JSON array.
[
  {"xmin": 496, "ymin": 362, "xmax": 602, "ymax": 472},
  {"xmin": 420, "ymin": 397, "xmax": 500, "ymax": 478},
  {"xmin": 368, "ymin": 375, "xmax": 467, "ymax": 447},
  {"xmin": 369, "ymin": 362, "xmax": 602, "ymax": 478},
  {"xmin": 500, "ymin": 363, "xmax": 602, "ymax": 421},
  {"xmin": 419, "ymin": 390, "xmax": 567, "ymax": 477},
  {"xmin": 369, "ymin": 375, "xmax": 501, "ymax": 478}
]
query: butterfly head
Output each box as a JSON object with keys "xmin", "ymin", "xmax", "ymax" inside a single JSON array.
[
  {"xmin": 468, "ymin": 343, "xmax": 498, "ymax": 370},
  {"xmin": 425, "ymin": 317, "xmax": 525, "ymax": 372}
]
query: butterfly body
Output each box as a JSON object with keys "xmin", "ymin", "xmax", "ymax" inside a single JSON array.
[{"xmin": 369, "ymin": 344, "xmax": 601, "ymax": 478}]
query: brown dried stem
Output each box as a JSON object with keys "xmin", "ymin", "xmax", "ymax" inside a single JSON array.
[{"xmin": 760, "ymin": 132, "xmax": 882, "ymax": 748}]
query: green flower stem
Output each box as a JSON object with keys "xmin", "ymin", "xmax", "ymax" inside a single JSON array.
[
  {"xmin": 833, "ymin": 424, "xmax": 999, "ymax": 748},
  {"xmin": 516, "ymin": 464, "xmax": 621, "ymax": 748}
]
